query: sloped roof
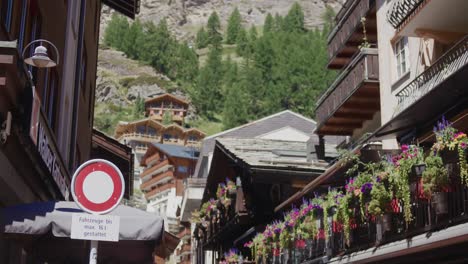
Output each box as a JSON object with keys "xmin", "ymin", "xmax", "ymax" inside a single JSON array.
[
  {"xmin": 145, "ymin": 93, "xmax": 188, "ymax": 106},
  {"xmin": 151, "ymin": 143, "xmax": 199, "ymax": 160},
  {"xmin": 216, "ymin": 138, "xmax": 328, "ymax": 171}
]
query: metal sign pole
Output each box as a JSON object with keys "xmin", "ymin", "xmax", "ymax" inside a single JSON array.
[{"xmin": 89, "ymin": 240, "xmax": 98, "ymax": 264}]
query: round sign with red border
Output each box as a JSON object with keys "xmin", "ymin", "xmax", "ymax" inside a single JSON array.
[{"xmin": 71, "ymin": 159, "xmax": 125, "ymax": 215}]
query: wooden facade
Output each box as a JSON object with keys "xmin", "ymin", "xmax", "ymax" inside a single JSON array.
[{"xmin": 145, "ymin": 93, "xmax": 189, "ymax": 125}]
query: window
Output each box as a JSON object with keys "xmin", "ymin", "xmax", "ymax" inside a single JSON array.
[{"xmin": 395, "ymin": 37, "xmax": 409, "ymax": 78}]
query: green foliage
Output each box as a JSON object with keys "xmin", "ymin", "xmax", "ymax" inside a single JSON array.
[
  {"xmin": 196, "ymin": 26, "xmax": 209, "ymax": 49},
  {"xmin": 236, "ymin": 27, "xmax": 249, "ymax": 57},
  {"xmin": 284, "ymin": 2, "xmax": 305, "ymax": 33},
  {"xmin": 104, "ymin": 13, "xmax": 129, "ymax": 50},
  {"xmin": 422, "ymin": 154, "xmax": 449, "ymax": 196},
  {"xmin": 162, "ymin": 110, "xmax": 173, "ymax": 125},
  {"xmin": 226, "ymin": 8, "xmax": 242, "ymax": 44},
  {"xmin": 190, "ymin": 45, "xmax": 224, "ymax": 118},
  {"xmin": 133, "ymin": 94, "xmax": 145, "ymax": 118},
  {"xmin": 263, "ymin": 13, "xmax": 274, "ymax": 34},
  {"xmin": 207, "ymin": 11, "xmax": 223, "ymax": 47}
]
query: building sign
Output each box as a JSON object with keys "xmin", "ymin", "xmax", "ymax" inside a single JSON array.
[
  {"xmin": 30, "ymin": 87, "xmax": 70, "ymax": 199},
  {"xmin": 71, "ymin": 213, "xmax": 120, "ymax": 242}
]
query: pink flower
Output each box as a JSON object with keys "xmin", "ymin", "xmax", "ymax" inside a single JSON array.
[{"xmin": 401, "ymin": 144, "xmax": 409, "ymax": 152}]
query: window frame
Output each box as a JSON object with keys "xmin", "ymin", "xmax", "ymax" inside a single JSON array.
[{"xmin": 394, "ymin": 37, "xmax": 410, "ymax": 79}]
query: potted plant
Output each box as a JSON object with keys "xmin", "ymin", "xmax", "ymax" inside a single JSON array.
[
  {"xmin": 422, "ymin": 153, "xmax": 449, "ymax": 215},
  {"xmin": 450, "ymin": 131, "xmax": 468, "ymax": 185},
  {"xmin": 432, "ymin": 116, "xmax": 459, "ymax": 164},
  {"xmin": 368, "ymin": 172, "xmax": 393, "ymax": 234},
  {"xmin": 388, "ymin": 145, "xmax": 423, "ymax": 224}
]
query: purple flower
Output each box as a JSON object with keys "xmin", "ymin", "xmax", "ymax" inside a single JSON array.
[{"xmin": 360, "ymin": 182, "xmax": 373, "ymax": 193}]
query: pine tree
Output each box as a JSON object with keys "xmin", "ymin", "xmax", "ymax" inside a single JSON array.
[
  {"xmin": 226, "ymin": 8, "xmax": 242, "ymax": 44},
  {"xmin": 236, "ymin": 27, "xmax": 249, "ymax": 57},
  {"xmin": 248, "ymin": 25, "xmax": 258, "ymax": 54},
  {"xmin": 274, "ymin": 13, "xmax": 284, "ymax": 32},
  {"xmin": 196, "ymin": 26, "xmax": 209, "ymax": 49},
  {"xmin": 284, "ymin": 3, "xmax": 305, "ymax": 33},
  {"xmin": 104, "ymin": 13, "xmax": 129, "ymax": 51},
  {"xmin": 170, "ymin": 42, "xmax": 199, "ymax": 82},
  {"xmin": 207, "ymin": 12, "xmax": 222, "ymax": 47},
  {"xmin": 123, "ymin": 19, "xmax": 143, "ymax": 60},
  {"xmin": 263, "ymin": 13, "xmax": 274, "ymax": 34},
  {"xmin": 191, "ymin": 45, "xmax": 223, "ymax": 118}
]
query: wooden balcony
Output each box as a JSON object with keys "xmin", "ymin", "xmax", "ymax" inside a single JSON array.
[
  {"xmin": 387, "ymin": 0, "xmax": 468, "ymax": 40},
  {"xmin": 140, "ymin": 170, "xmax": 174, "ymax": 191},
  {"xmin": 144, "ymin": 182, "xmax": 175, "ymax": 200},
  {"xmin": 140, "ymin": 159, "xmax": 171, "ymax": 179},
  {"xmin": 327, "ymin": 0, "xmax": 377, "ymax": 69},
  {"xmin": 315, "ymin": 48, "xmax": 380, "ymax": 135},
  {"xmin": 117, "ymin": 133, "xmax": 161, "ymax": 143}
]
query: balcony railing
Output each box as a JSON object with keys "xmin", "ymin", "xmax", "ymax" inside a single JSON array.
[
  {"xmin": 140, "ymin": 159, "xmax": 171, "ymax": 179},
  {"xmin": 140, "ymin": 169, "xmax": 174, "ymax": 190},
  {"xmin": 315, "ymin": 48, "xmax": 379, "ymax": 134},
  {"xmin": 327, "ymin": 0, "xmax": 373, "ymax": 62},
  {"xmin": 395, "ymin": 36, "xmax": 468, "ymax": 115},
  {"xmin": 144, "ymin": 182, "xmax": 175, "ymax": 199},
  {"xmin": 118, "ymin": 132, "xmax": 161, "ymax": 143},
  {"xmin": 387, "ymin": 0, "xmax": 425, "ymax": 29}
]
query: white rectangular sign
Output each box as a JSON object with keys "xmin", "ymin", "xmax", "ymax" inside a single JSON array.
[{"xmin": 71, "ymin": 213, "xmax": 120, "ymax": 242}]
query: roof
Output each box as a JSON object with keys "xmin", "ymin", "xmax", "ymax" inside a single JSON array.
[
  {"xmin": 193, "ymin": 110, "xmax": 342, "ymax": 177},
  {"xmin": 216, "ymin": 138, "xmax": 328, "ymax": 171},
  {"xmin": 151, "ymin": 143, "xmax": 199, "ymax": 160},
  {"xmin": 103, "ymin": 0, "xmax": 140, "ymax": 19},
  {"xmin": 144, "ymin": 93, "xmax": 189, "ymax": 106}
]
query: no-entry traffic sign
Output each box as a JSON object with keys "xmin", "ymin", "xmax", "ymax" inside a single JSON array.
[{"xmin": 71, "ymin": 159, "xmax": 125, "ymax": 215}]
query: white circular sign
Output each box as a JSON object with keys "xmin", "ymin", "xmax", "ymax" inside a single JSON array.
[{"xmin": 71, "ymin": 159, "xmax": 125, "ymax": 215}]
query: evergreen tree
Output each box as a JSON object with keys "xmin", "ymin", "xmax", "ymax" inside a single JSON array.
[
  {"xmin": 191, "ymin": 45, "xmax": 223, "ymax": 118},
  {"xmin": 248, "ymin": 25, "xmax": 258, "ymax": 54},
  {"xmin": 207, "ymin": 12, "xmax": 222, "ymax": 47},
  {"xmin": 263, "ymin": 13, "xmax": 274, "ymax": 34},
  {"xmin": 144, "ymin": 19, "xmax": 175, "ymax": 75},
  {"xmin": 284, "ymin": 3, "xmax": 305, "ymax": 33},
  {"xmin": 133, "ymin": 94, "xmax": 145, "ymax": 118},
  {"xmin": 226, "ymin": 8, "xmax": 242, "ymax": 44},
  {"xmin": 236, "ymin": 27, "xmax": 249, "ymax": 57},
  {"xmin": 195, "ymin": 26, "xmax": 209, "ymax": 49},
  {"xmin": 170, "ymin": 42, "xmax": 199, "ymax": 82},
  {"xmin": 104, "ymin": 13, "xmax": 129, "ymax": 51},
  {"xmin": 123, "ymin": 19, "xmax": 143, "ymax": 59},
  {"xmin": 274, "ymin": 13, "xmax": 284, "ymax": 32},
  {"xmin": 223, "ymin": 68, "xmax": 249, "ymax": 129}
]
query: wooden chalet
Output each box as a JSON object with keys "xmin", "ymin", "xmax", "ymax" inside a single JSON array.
[{"xmin": 145, "ymin": 93, "xmax": 189, "ymax": 125}]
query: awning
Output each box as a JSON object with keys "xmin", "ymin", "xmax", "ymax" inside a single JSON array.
[
  {"xmin": 1, "ymin": 201, "xmax": 165, "ymax": 263},
  {"xmin": 103, "ymin": 0, "xmax": 140, "ymax": 19}
]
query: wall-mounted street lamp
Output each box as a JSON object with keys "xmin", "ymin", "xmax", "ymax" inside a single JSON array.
[{"xmin": 22, "ymin": 39, "xmax": 59, "ymax": 68}]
